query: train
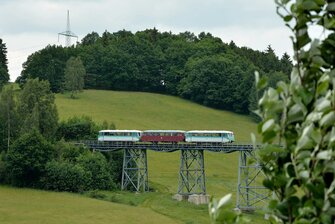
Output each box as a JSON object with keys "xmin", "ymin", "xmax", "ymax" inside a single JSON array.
[{"xmin": 98, "ymin": 130, "xmax": 235, "ymax": 143}]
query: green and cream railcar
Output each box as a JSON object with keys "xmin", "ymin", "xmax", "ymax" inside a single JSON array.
[
  {"xmin": 98, "ymin": 130, "xmax": 142, "ymax": 142},
  {"xmin": 185, "ymin": 130, "xmax": 235, "ymax": 143}
]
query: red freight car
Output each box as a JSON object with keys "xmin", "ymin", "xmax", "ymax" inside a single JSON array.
[{"xmin": 141, "ymin": 130, "xmax": 185, "ymax": 142}]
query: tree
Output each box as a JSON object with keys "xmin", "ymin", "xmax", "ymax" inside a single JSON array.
[
  {"xmin": 81, "ymin": 32, "xmax": 100, "ymax": 46},
  {"xmin": 0, "ymin": 85, "xmax": 19, "ymax": 152},
  {"xmin": 280, "ymin": 52, "xmax": 292, "ymax": 77},
  {"xmin": 0, "ymin": 38, "xmax": 10, "ymax": 88},
  {"xmin": 19, "ymin": 45, "xmax": 74, "ymax": 92},
  {"xmin": 63, "ymin": 56, "xmax": 85, "ymax": 98},
  {"xmin": 256, "ymin": 0, "xmax": 335, "ymax": 223},
  {"xmin": 18, "ymin": 78, "xmax": 58, "ymax": 140},
  {"xmin": 6, "ymin": 130, "xmax": 55, "ymax": 187}
]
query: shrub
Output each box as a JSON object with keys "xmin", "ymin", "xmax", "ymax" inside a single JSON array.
[
  {"xmin": 57, "ymin": 115, "xmax": 99, "ymax": 141},
  {"xmin": 6, "ymin": 130, "xmax": 55, "ymax": 187},
  {"xmin": 77, "ymin": 152, "xmax": 116, "ymax": 190},
  {"xmin": 41, "ymin": 160, "xmax": 91, "ymax": 192}
]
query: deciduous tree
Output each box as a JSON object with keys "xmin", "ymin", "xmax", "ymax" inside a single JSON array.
[
  {"xmin": 0, "ymin": 85, "xmax": 19, "ymax": 152},
  {"xmin": 63, "ymin": 56, "xmax": 85, "ymax": 98},
  {"xmin": 18, "ymin": 78, "xmax": 58, "ymax": 140}
]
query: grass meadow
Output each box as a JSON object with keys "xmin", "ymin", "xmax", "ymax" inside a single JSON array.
[{"xmin": 1, "ymin": 90, "xmax": 265, "ymax": 223}]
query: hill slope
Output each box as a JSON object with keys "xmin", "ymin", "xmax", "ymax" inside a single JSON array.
[
  {"xmin": 56, "ymin": 90, "xmax": 257, "ymax": 141},
  {"xmin": 0, "ymin": 186, "xmax": 179, "ymax": 224},
  {"xmin": 56, "ymin": 90, "xmax": 259, "ymax": 196},
  {"xmin": 0, "ymin": 90, "xmax": 262, "ymax": 224}
]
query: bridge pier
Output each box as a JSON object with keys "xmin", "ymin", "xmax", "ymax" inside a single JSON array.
[
  {"xmin": 178, "ymin": 149, "xmax": 206, "ymax": 195},
  {"xmin": 175, "ymin": 149, "xmax": 209, "ymax": 204},
  {"xmin": 121, "ymin": 148, "xmax": 148, "ymax": 192},
  {"xmin": 236, "ymin": 150, "xmax": 271, "ymax": 211}
]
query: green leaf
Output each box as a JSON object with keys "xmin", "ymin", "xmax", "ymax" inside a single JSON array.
[
  {"xmin": 302, "ymin": 0, "xmax": 320, "ymax": 10},
  {"xmin": 262, "ymin": 119, "xmax": 275, "ymax": 133},
  {"xmin": 263, "ymin": 178, "xmax": 274, "ymax": 190},
  {"xmin": 312, "ymin": 55, "xmax": 327, "ymax": 67},
  {"xmin": 262, "ymin": 131, "xmax": 277, "ymax": 143},
  {"xmin": 323, "ymin": 17, "xmax": 335, "ymax": 29},
  {"xmin": 316, "ymin": 150, "xmax": 332, "ymax": 160},
  {"xmin": 320, "ymin": 111, "xmax": 335, "ymax": 128},
  {"xmin": 297, "ymin": 32, "xmax": 312, "ymax": 49},
  {"xmin": 296, "ymin": 134, "xmax": 314, "ymax": 151},
  {"xmin": 217, "ymin": 193, "xmax": 232, "ymax": 209},
  {"xmin": 268, "ymin": 199, "xmax": 278, "ymax": 210},
  {"xmin": 317, "ymin": 80, "xmax": 330, "ymax": 96},
  {"xmin": 285, "ymin": 163, "xmax": 296, "ymax": 177},
  {"xmin": 287, "ymin": 104, "xmax": 305, "ymax": 123},
  {"xmin": 299, "ymin": 170, "xmax": 309, "ymax": 179},
  {"xmin": 254, "ymin": 71, "xmax": 259, "ymax": 86},
  {"xmin": 330, "ymin": 127, "xmax": 335, "ymax": 143},
  {"xmin": 257, "ymin": 76, "xmax": 268, "ymax": 90},
  {"xmin": 296, "ymin": 150, "xmax": 311, "ymax": 160},
  {"xmin": 284, "ymin": 15, "xmax": 293, "ymax": 22},
  {"xmin": 315, "ymin": 98, "xmax": 331, "ymax": 112},
  {"xmin": 311, "ymin": 128, "xmax": 322, "ymax": 144}
]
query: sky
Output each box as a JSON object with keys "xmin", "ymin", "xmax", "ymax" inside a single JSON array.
[{"xmin": 0, "ymin": 0, "xmax": 293, "ymax": 81}]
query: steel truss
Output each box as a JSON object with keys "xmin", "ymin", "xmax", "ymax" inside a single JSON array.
[
  {"xmin": 236, "ymin": 150, "xmax": 272, "ymax": 210},
  {"xmin": 121, "ymin": 149, "xmax": 148, "ymax": 192},
  {"xmin": 79, "ymin": 141, "xmax": 271, "ymax": 209},
  {"xmin": 178, "ymin": 149, "xmax": 206, "ymax": 195}
]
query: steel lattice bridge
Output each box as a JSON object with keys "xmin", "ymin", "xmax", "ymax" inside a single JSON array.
[{"xmin": 77, "ymin": 141, "xmax": 271, "ymax": 210}]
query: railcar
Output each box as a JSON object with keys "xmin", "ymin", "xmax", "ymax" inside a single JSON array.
[
  {"xmin": 98, "ymin": 130, "xmax": 142, "ymax": 142},
  {"xmin": 185, "ymin": 130, "xmax": 235, "ymax": 143},
  {"xmin": 141, "ymin": 130, "xmax": 185, "ymax": 142}
]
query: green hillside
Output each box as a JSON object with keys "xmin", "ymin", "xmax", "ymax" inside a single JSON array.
[
  {"xmin": 56, "ymin": 90, "xmax": 257, "ymax": 141},
  {"xmin": 0, "ymin": 89, "xmax": 260, "ymax": 224},
  {"xmin": 0, "ymin": 90, "xmax": 263, "ymax": 224},
  {"xmin": 0, "ymin": 186, "xmax": 179, "ymax": 224},
  {"xmin": 56, "ymin": 90, "xmax": 259, "ymax": 197}
]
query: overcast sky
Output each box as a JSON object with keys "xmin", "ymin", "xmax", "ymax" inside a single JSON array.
[{"xmin": 0, "ymin": 0, "xmax": 293, "ymax": 81}]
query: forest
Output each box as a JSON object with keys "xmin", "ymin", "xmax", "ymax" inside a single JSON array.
[{"xmin": 16, "ymin": 29, "xmax": 292, "ymax": 114}]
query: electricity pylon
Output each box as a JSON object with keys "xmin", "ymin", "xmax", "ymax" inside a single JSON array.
[{"xmin": 58, "ymin": 10, "xmax": 78, "ymax": 47}]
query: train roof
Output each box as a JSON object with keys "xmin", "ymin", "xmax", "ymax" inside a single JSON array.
[
  {"xmin": 186, "ymin": 130, "xmax": 234, "ymax": 134},
  {"xmin": 99, "ymin": 130, "xmax": 142, "ymax": 133},
  {"xmin": 143, "ymin": 130, "xmax": 186, "ymax": 133}
]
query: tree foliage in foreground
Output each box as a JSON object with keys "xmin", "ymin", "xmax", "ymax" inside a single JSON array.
[
  {"xmin": 209, "ymin": 0, "xmax": 334, "ymax": 223},
  {"xmin": 256, "ymin": 0, "xmax": 335, "ymax": 223}
]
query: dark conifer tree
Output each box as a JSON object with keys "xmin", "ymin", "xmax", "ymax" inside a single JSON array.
[{"xmin": 0, "ymin": 38, "xmax": 10, "ymax": 88}]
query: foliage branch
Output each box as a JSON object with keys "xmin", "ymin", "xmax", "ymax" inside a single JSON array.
[{"xmin": 256, "ymin": 0, "xmax": 335, "ymax": 223}]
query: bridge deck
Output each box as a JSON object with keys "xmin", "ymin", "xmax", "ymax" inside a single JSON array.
[{"xmin": 77, "ymin": 141, "xmax": 257, "ymax": 152}]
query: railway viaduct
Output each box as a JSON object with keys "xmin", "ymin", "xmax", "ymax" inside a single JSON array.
[{"xmin": 78, "ymin": 141, "xmax": 271, "ymax": 210}]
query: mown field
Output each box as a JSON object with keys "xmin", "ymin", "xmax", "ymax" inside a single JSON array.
[{"xmin": 1, "ymin": 90, "xmax": 265, "ymax": 224}]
